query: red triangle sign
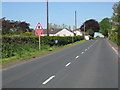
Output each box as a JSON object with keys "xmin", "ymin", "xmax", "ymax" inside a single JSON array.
[{"xmin": 35, "ymin": 23, "xmax": 43, "ymax": 35}]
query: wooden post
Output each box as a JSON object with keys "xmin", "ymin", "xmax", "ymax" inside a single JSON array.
[
  {"xmin": 47, "ymin": 0, "xmax": 49, "ymax": 36},
  {"xmin": 39, "ymin": 35, "xmax": 41, "ymax": 50}
]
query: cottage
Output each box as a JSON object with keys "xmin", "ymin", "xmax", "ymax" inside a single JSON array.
[
  {"xmin": 73, "ymin": 28, "xmax": 83, "ymax": 36},
  {"xmin": 42, "ymin": 28, "xmax": 74, "ymax": 36}
]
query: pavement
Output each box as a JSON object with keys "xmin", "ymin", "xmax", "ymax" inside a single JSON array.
[{"xmin": 2, "ymin": 39, "xmax": 118, "ymax": 88}]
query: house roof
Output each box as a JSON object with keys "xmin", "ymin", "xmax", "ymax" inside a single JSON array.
[{"xmin": 43, "ymin": 28, "xmax": 73, "ymax": 34}]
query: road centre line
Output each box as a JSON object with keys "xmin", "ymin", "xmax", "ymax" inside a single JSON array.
[
  {"xmin": 85, "ymin": 49, "xmax": 87, "ymax": 51},
  {"xmin": 75, "ymin": 56, "xmax": 79, "ymax": 59},
  {"xmin": 42, "ymin": 75, "xmax": 55, "ymax": 85},
  {"xmin": 65, "ymin": 62, "xmax": 71, "ymax": 67},
  {"xmin": 81, "ymin": 52, "xmax": 84, "ymax": 54}
]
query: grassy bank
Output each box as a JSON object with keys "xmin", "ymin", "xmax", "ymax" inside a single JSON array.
[{"xmin": 2, "ymin": 40, "xmax": 86, "ymax": 63}]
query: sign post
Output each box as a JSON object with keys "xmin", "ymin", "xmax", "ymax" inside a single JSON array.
[
  {"xmin": 35, "ymin": 23, "xmax": 43, "ymax": 50},
  {"xmin": 39, "ymin": 35, "xmax": 40, "ymax": 50}
]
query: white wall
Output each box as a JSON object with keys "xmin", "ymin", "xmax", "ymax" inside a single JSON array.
[
  {"xmin": 74, "ymin": 31, "xmax": 83, "ymax": 36},
  {"xmin": 55, "ymin": 29, "xmax": 74, "ymax": 36},
  {"xmin": 85, "ymin": 35, "xmax": 89, "ymax": 40},
  {"xmin": 41, "ymin": 34, "xmax": 54, "ymax": 36}
]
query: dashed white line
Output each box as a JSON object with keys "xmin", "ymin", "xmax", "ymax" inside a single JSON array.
[
  {"xmin": 42, "ymin": 75, "xmax": 55, "ymax": 85},
  {"xmin": 81, "ymin": 52, "xmax": 84, "ymax": 54},
  {"xmin": 65, "ymin": 62, "xmax": 71, "ymax": 67},
  {"xmin": 75, "ymin": 56, "xmax": 79, "ymax": 59},
  {"xmin": 85, "ymin": 49, "xmax": 87, "ymax": 51}
]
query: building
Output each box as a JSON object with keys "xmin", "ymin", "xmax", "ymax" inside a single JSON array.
[
  {"xmin": 84, "ymin": 33, "xmax": 90, "ymax": 40},
  {"xmin": 42, "ymin": 28, "xmax": 74, "ymax": 36},
  {"xmin": 73, "ymin": 28, "xmax": 83, "ymax": 36}
]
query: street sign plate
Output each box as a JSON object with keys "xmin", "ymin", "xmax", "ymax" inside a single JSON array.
[{"xmin": 35, "ymin": 23, "xmax": 43, "ymax": 35}]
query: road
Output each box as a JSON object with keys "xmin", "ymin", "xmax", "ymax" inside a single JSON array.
[{"xmin": 2, "ymin": 39, "xmax": 118, "ymax": 88}]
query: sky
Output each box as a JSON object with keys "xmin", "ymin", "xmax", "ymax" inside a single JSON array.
[{"xmin": 2, "ymin": 2, "xmax": 115, "ymax": 30}]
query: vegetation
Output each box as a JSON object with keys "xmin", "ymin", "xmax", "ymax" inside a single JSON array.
[
  {"xmin": 2, "ymin": 36, "xmax": 84, "ymax": 63},
  {"xmin": 109, "ymin": 1, "xmax": 120, "ymax": 46},
  {"xmin": 80, "ymin": 19, "xmax": 100, "ymax": 37},
  {"xmin": 99, "ymin": 18, "xmax": 112, "ymax": 37},
  {"xmin": 2, "ymin": 17, "xmax": 32, "ymax": 35},
  {"xmin": 48, "ymin": 23, "xmax": 68, "ymax": 30},
  {"xmin": 86, "ymin": 29, "xmax": 94, "ymax": 37},
  {"xmin": 1, "ymin": 17, "xmax": 85, "ymax": 63}
]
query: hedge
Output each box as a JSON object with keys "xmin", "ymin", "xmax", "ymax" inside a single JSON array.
[{"xmin": 2, "ymin": 36, "xmax": 84, "ymax": 58}]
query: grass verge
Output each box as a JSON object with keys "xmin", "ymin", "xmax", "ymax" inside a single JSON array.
[{"xmin": 2, "ymin": 40, "xmax": 86, "ymax": 64}]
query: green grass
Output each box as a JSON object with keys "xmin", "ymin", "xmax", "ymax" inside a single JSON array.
[{"xmin": 2, "ymin": 40, "xmax": 86, "ymax": 63}]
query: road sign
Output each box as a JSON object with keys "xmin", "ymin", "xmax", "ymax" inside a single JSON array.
[
  {"xmin": 35, "ymin": 23, "xmax": 43, "ymax": 50},
  {"xmin": 35, "ymin": 23, "xmax": 43, "ymax": 35},
  {"xmin": 55, "ymin": 40, "xmax": 58, "ymax": 44}
]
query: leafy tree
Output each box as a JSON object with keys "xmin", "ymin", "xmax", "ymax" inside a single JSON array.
[
  {"xmin": 2, "ymin": 18, "xmax": 31, "ymax": 35},
  {"xmin": 62, "ymin": 24, "xmax": 68, "ymax": 29},
  {"xmin": 110, "ymin": 1, "xmax": 120, "ymax": 45},
  {"xmin": 48, "ymin": 23, "xmax": 68, "ymax": 29},
  {"xmin": 80, "ymin": 19, "xmax": 99, "ymax": 37},
  {"xmin": 99, "ymin": 18, "xmax": 112, "ymax": 37},
  {"xmin": 86, "ymin": 29, "xmax": 94, "ymax": 37}
]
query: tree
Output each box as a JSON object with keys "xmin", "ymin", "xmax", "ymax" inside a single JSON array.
[
  {"xmin": 2, "ymin": 18, "xmax": 31, "ymax": 35},
  {"xmin": 86, "ymin": 29, "xmax": 94, "ymax": 37},
  {"xmin": 62, "ymin": 24, "xmax": 67, "ymax": 29},
  {"xmin": 80, "ymin": 19, "xmax": 99, "ymax": 37},
  {"xmin": 99, "ymin": 18, "xmax": 112, "ymax": 37},
  {"xmin": 110, "ymin": 1, "xmax": 120, "ymax": 45},
  {"xmin": 48, "ymin": 23, "xmax": 68, "ymax": 29}
]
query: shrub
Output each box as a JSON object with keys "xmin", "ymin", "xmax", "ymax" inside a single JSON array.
[{"xmin": 2, "ymin": 36, "xmax": 84, "ymax": 58}]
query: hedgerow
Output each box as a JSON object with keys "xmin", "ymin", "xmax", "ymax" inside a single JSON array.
[{"xmin": 2, "ymin": 36, "xmax": 84, "ymax": 58}]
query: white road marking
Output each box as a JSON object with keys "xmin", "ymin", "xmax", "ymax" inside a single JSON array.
[
  {"xmin": 81, "ymin": 52, "xmax": 84, "ymax": 54},
  {"xmin": 76, "ymin": 56, "xmax": 79, "ymax": 59},
  {"xmin": 107, "ymin": 40, "xmax": 118, "ymax": 55},
  {"xmin": 85, "ymin": 49, "xmax": 87, "ymax": 51},
  {"xmin": 65, "ymin": 62, "xmax": 71, "ymax": 67},
  {"xmin": 112, "ymin": 47, "xmax": 118, "ymax": 55},
  {"xmin": 42, "ymin": 75, "xmax": 55, "ymax": 85}
]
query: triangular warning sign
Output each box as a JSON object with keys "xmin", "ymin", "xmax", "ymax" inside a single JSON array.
[
  {"xmin": 35, "ymin": 23, "xmax": 43, "ymax": 35},
  {"xmin": 36, "ymin": 23, "xmax": 43, "ymax": 30}
]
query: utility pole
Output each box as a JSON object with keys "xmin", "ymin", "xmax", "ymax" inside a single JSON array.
[
  {"xmin": 72, "ymin": 11, "xmax": 77, "ymax": 43},
  {"xmin": 75, "ymin": 11, "xmax": 77, "ymax": 30},
  {"xmin": 84, "ymin": 23, "xmax": 86, "ymax": 40},
  {"xmin": 47, "ymin": 0, "xmax": 49, "ymax": 36}
]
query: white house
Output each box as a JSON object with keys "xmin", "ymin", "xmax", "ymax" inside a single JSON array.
[
  {"xmin": 84, "ymin": 33, "xmax": 90, "ymax": 40},
  {"xmin": 73, "ymin": 29, "xmax": 83, "ymax": 36},
  {"xmin": 42, "ymin": 28, "xmax": 74, "ymax": 36},
  {"xmin": 55, "ymin": 28, "xmax": 74, "ymax": 36}
]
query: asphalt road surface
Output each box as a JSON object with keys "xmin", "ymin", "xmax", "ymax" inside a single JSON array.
[{"xmin": 2, "ymin": 39, "xmax": 118, "ymax": 88}]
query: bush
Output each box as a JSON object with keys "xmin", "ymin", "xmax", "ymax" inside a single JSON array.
[{"xmin": 2, "ymin": 36, "xmax": 84, "ymax": 58}]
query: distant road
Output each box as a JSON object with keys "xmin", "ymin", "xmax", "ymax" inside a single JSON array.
[{"xmin": 2, "ymin": 39, "xmax": 118, "ymax": 88}]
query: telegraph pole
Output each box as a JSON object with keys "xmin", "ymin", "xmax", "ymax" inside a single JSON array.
[
  {"xmin": 75, "ymin": 11, "xmax": 77, "ymax": 30},
  {"xmin": 72, "ymin": 11, "xmax": 77, "ymax": 43},
  {"xmin": 84, "ymin": 23, "xmax": 86, "ymax": 40},
  {"xmin": 47, "ymin": 0, "xmax": 49, "ymax": 36}
]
